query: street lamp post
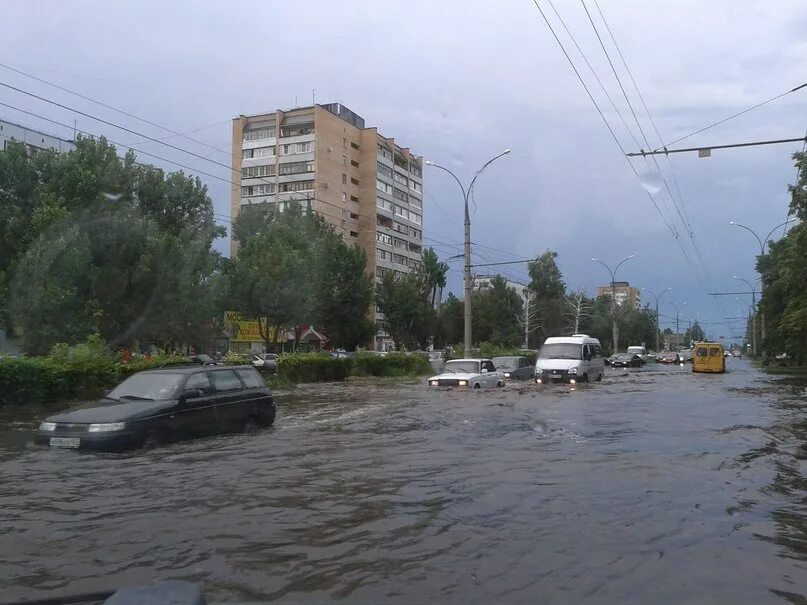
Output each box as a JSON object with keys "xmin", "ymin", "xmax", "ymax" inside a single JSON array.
[
  {"xmin": 735, "ymin": 297, "xmax": 756, "ymax": 356},
  {"xmin": 426, "ymin": 150, "xmax": 511, "ymax": 358},
  {"xmin": 591, "ymin": 255, "xmax": 635, "ymax": 354},
  {"xmin": 643, "ymin": 287, "xmax": 671, "ymax": 352},
  {"xmin": 733, "ymin": 275, "xmax": 760, "ymax": 356},
  {"xmin": 729, "ymin": 218, "xmax": 797, "ymax": 348},
  {"xmin": 669, "ymin": 301, "xmax": 687, "ymax": 347}
]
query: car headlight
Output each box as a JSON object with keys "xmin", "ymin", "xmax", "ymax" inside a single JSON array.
[
  {"xmin": 429, "ymin": 380, "xmax": 438, "ymax": 386},
  {"xmin": 567, "ymin": 367, "xmax": 578, "ymax": 375},
  {"xmin": 504, "ymin": 373, "xmax": 511, "ymax": 378},
  {"xmin": 458, "ymin": 380, "xmax": 468, "ymax": 386},
  {"xmin": 88, "ymin": 422, "xmax": 125, "ymax": 432},
  {"xmin": 39, "ymin": 422, "xmax": 56, "ymax": 431}
]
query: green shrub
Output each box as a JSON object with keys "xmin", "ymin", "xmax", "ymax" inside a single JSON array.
[
  {"xmin": 351, "ymin": 352, "xmax": 432, "ymax": 377},
  {"xmin": 277, "ymin": 353, "xmax": 351, "ymax": 383},
  {"xmin": 223, "ymin": 351, "xmax": 251, "ymax": 365}
]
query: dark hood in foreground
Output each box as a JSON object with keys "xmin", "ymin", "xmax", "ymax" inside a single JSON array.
[{"xmin": 46, "ymin": 398, "xmax": 177, "ymax": 424}]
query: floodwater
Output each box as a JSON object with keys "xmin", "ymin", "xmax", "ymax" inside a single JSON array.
[{"xmin": 1, "ymin": 359, "xmax": 806, "ymax": 604}]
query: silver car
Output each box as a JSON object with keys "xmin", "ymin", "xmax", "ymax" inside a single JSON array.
[{"xmin": 252, "ymin": 353, "xmax": 278, "ymax": 372}]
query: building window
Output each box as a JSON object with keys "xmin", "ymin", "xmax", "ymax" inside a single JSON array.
[
  {"xmin": 410, "ymin": 165, "xmax": 422, "ymax": 178},
  {"xmin": 394, "ymin": 205, "xmax": 408, "ymax": 218},
  {"xmin": 394, "ymin": 221, "xmax": 408, "ymax": 235},
  {"xmin": 393, "ymin": 188, "xmax": 409, "ymax": 203},
  {"xmin": 377, "ymin": 197, "xmax": 394, "ymax": 212},
  {"xmin": 410, "ymin": 180, "xmax": 422, "ymax": 193},
  {"xmin": 350, "ymin": 195, "xmax": 359, "ymax": 203},
  {"xmin": 378, "ymin": 145, "xmax": 392, "ymax": 160},
  {"xmin": 342, "ymin": 155, "xmax": 348, "ymax": 167},
  {"xmin": 410, "ymin": 212, "xmax": 422, "ymax": 225},
  {"xmin": 278, "ymin": 180, "xmax": 314, "ymax": 192},
  {"xmin": 280, "ymin": 123, "xmax": 314, "ymax": 137},
  {"xmin": 351, "ymin": 160, "xmax": 359, "ymax": 167},
  {"xmin": 242, "ymin": 164, "xmax": 276, "ymax": 178},
  {"xmin": 282, "ymin": 141, "xmax": 312, "ymax": 155},
  {"xmin": 411, "ymin": 228, "xmax": 422, "ymax": 239},
  {"xmin": 350, "ymin": 142, "xmax": 359, "ymax": 150},
  {"xmin": 410, "ymin": 197, "xmax": 422, "ymax": 210},
  {"xmin": 343, "ymin": 137, "xmax": 347, "ymax": 148},
  {"xmin": 378, "ymin": 249, "xmax": 390, "ymax": 262},
  {"xmin": 394, "ymin": 172, "xmax": 408, "ymax": 187},
  {"xmin": 342, "ymin": 174, "xmax": 347, "ymax": 185},
  {"xmin": 349, "ymin": 231, "xmax": 359, "ymax": 238},
  {"xmin": 393, "ymin": 237, "xmax": 407, "ymax": 249},
  {"xmin": 350, "ymin": 177, "xmax": 359, "ymax": 185},
  {"xmin": 241, "ymin": 183, "xmax": 275, "ymax": 196},
  {"xmin": 350, "ymin": 212, "xmax": 359, "ymax": 220},
  {"xmin": 377, "ymin": 162, "xmax": 392, "ymax": 178},
  {"xmin": 377, "ymin": 266, "xmax": 388, "ymax": 277},
  {"xmin": 376, "ymin": 180, "xmax": 393, "ymax": 195},
  {"xmin": 377, "ymin": 232, "xmax": 393, "ymax": 246},
  {"xmin": 393, "ymin": 254, "xmax": 407, "ymax": 265},
  {"xmin": 243, "ymin": 146, "xmax": 275, "ymax": 159},
  {"xmin": 243, "ymin": 128, "xmax": 275, "ymax": 141},
  {"xmin": 279, "ymin": 161, "xmax": 314, "ymax": 175}
]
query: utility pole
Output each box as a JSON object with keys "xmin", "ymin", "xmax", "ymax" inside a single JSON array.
[
  {"xmin": 592, "ymin": 256, "xmax": 635, "ymax": 354},
  {"xmin": 669, "ymin": 301, "xmax": 686, "ymax": 349},
  {"xmin": 426, "ymin": 150, "xmax": 511, "ymax": 358},
  {"xmin": 643, "ymin": 287, "xmax": 671, "ymax": 352},
  {"xmin": 736, "ymin": 298, "xmax": 756, "ymax": 356},
  {"xmin": 733, "ymin": 276, "xmax": 759, "ymax": 355}
]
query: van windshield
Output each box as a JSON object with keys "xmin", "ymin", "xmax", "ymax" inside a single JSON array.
[{"xmin": 539, "ymin": 344, "xmax": 582, "ymax": 360}]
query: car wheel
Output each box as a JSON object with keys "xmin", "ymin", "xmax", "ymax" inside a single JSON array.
[
  {"xmin": 596, "ymin": 372, "xmax": 603, "ymax": 382},
  {"xmin": 243, "ymin": 418, "xmax": 260, "ymax": 434},
  {"xmin": 581, "ymin": 374, "xmax": 589, "ymax": 383},
  {"xmin": 497, "ymin": 381, "xmax": 504, "ymax": 388},
  {"xmin": 142, "ymin": 429, "xmax": 165, "ymax": 450},
  {"xmin": 473, "ymin": 383, "xmax": 481, "ymax": 389}
]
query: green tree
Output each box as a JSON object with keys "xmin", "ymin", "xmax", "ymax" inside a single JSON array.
[
  {"xmin": 684, "ymin": 320, "xmax": 706, "ymax": 344},
  {"xmin": 421, "ymin": 247, "xmax": 449, "ymax": 308},
  {"xmin": 435, "ymin": 293, "xmax": 463, "ymax": 347},
  {"xmin": 376, "ymin": 271, "xmax": 434, "ymax": 350},
  {"xmin": 472, "ymin": 275, "xmax": 523, "ymax": 347},
  {"xmin": 527, "ymin": 250, "xmax": 567, "ymax": 345}
]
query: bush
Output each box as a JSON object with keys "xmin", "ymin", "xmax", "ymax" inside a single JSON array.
[
  {"xmin": 276, "ymin": 353, "xmax": 351, "ymax": 383},
  {"xmin": 351, "ymin": 352, "xmax": 432, "ymax": 377}
]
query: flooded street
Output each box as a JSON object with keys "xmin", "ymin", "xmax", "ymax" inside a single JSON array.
[{"xmin": 2, "ymin": 359, "xmax": 807, "ymax": 603}]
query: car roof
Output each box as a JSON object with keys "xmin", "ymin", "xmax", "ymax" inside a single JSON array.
[
  {"xmin": 138, "ymin": 364, "xmax": 255, "ymax": 374},
  {"xmin": 446, "ymin": 358, "xmax": 489, "ymax": 362},
  {"xmin": 544, "ymin": 336, "xmax": 600, "ymax": 345}
]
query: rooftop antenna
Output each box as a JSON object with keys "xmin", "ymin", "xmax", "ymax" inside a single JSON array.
[
  {"xmin": 312, "ymin": 88, "xmax": 316, "ymax": 105},
  {"xmin": 294, "ymin": 95, "xmax": 298, "ymax": 107}
]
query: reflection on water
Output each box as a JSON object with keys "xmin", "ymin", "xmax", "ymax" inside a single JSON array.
[{"xmin": 0, "ymin": 361, "xmax": 806, "ymax": 603}]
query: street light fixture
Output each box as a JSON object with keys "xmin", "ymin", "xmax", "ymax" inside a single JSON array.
[
  {"xmin": 729, "ymin": 218, "xmax": 796, "ymax": 350},
  {"xmin": 643, "ymin": 287, "xmax": 671, "ymax": 352},
  {"xmin": 733, "ymin": 275, "xmax": 759, "ymax": 355},
  {"xmin": 426, "ymin": 149, "xmax": 511, "ymax": 358},
  {"xmin": 591, "ymin": 255, "xmax": 635, "ymax": 353}
]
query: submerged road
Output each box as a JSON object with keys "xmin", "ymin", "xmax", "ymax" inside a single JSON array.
[{"xmin": 1, "ymin": 359, "xmax": 806, "ymax": 603}]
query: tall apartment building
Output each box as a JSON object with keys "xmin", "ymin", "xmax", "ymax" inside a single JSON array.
[
  {"xmin": 231, "ymin": 103, "xmax": 424, "ymax": 351},
  {"xmin": 596, "ymin": 281, "xmax": 641, "ymax": 309}
]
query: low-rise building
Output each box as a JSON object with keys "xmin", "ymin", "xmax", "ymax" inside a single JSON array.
[
  {"xmin": 0, "ymin": 118, "xmax": 75, "ymax": 154},
  {"xmin": 596, "ymin": 281, "xmax": 641, "ymax": 308}
]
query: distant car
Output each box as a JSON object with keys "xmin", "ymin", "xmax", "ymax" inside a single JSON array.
[
  {"xmin": 35, "ymin": 365, "xmax": 275, "ymax": 452},
  {"xmin": 491, "ymin": 356, "xmax": 534, "ymax": 380},
  {"xmin": 428, "ymin": 358, "xmax": 504, "ymax": 389},
  {"xmin": 252, "ymin": 353, "xmax": 278, "ymax": 372},
  {"xmin": 679, "ymin": 349, "xmax": 693, "ymax": 363},
  {"xmin": 187, "ymin": 353, "xmax": 215, "ymax": 365},
  {"xmin": 329, "ymin": 350, "xmax": 349, "ymax": 359},
  {"xmin": 660, "ymin": 352, "xmax": 682, "ymax": 364},
  {"xmin": 610, "ymin": 353, "xmax": 643, "ymax": 368},
  {"xmin": 732, "ymin": 350, "xmax": 742, "ymax": 358},
  {"xmin": 626, "ymin": 345, "xmax": 649, "ymax": 364}
]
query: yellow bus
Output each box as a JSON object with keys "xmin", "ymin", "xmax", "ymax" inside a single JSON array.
[{"xmin": 692, "ymin": 342, "xmax": 726, "ymax": 373}]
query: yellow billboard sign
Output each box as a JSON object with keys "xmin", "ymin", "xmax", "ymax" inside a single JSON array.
[{"xmin": 223, "ymin": 311, "xmax": 284, "ymax": 342}]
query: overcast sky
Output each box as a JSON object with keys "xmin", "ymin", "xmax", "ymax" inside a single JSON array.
[{"xmin": 3, "ymin": 0, "xmax": 805, "ymax": 340}]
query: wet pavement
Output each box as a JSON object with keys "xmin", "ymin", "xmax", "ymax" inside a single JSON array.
[{"xmin": 1, "ymin": 359, "xmax": 806, "ymax": 603}]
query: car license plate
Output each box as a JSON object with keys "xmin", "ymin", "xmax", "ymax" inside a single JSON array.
[
  {"xmin": 550, "ymin": 373, "xmax": 562, "ymax": 379},
  {"xmin": 50, "ymin": 437, "xmax": 80, "ymax": 448}
]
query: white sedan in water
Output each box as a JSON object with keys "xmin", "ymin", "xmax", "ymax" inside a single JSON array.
[{"xmin": 428, "ymin": 358, "xmax": 505, "ymax": 389}]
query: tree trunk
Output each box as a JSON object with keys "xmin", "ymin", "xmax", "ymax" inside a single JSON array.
[{"xmin": 436, "ymin": 285, "xmax": 443, "ymax": 311}]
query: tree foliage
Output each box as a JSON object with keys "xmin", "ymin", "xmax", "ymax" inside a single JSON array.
[
  {"xmin": 0, "ymin": 137, "xmax": 224, "ymax": 354},
  {"xmin": 527, "ymin": 251, "xmax": 566, "ymax": 345},
  {"xmin": 472, "ymin": 275, "xmax": 523, "ymax": 347},
  {"xmin": 228, "ymin": 205, "xmax": 374, "ymax": 350},
  {"xmin": 376, "ymin": 271, "xmax": 434, "ymax": 350}
]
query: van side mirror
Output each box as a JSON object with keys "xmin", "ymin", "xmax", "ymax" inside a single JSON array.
[{"xmin": 481, "ymin": 368, "xmax": 488, "ymax": 374}]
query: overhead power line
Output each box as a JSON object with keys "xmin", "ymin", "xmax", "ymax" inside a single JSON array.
[
  {"xmin": 0, "ymin": 62, "xmax": 231, "ymax": 158},
  {"xmin": 652, "ymin": 81, "xmax": 807, "ymax": 153},
  {"xmin": 627, "ymin": 135, "xmax": 807, "ymax": 157},
  {"xmin": 528, "ymin": 0, "xmax": 705, "ymax": 287}
]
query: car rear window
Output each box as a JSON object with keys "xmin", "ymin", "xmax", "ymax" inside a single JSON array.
[
  {"xmin": 236, "ymin": 368, "xmax": 264, "ymax": 389},
  {"xmin": 209, "ymin": 369, "xmax": 243, "ymax": 392}
]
